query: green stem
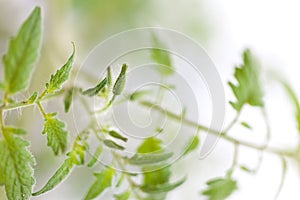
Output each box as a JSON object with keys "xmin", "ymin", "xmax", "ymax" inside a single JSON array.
[
  {"xmin": 138, "ymin": 100, "xmax": 296, "ymax": 158},
  {"xmin": 37, "ymin": 101, "xmax": 47, "ymax": 118}
]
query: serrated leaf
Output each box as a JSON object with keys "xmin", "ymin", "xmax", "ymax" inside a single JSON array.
[
  {"xmin": 84, "ymin": 168, "xmax": 115, "ymax": 200},
  {"xmin": 108, "ymin": 130, "xmax": 128, "ymax": 142},
  {"xmin": 151, "ymin": 34, "xmax": 174, "ymax": 76},
  {"xmin": 140, "ymin": 177, "xmax": 186, "ymax": 194},
  {"xmin": 228, "ymin": 49, "xmax": 264, "ymax": 112},
  {"xmin": 0, "ymin": 130, "xmax": 35, "ymax": 200},
  {"xmin": 114, "ymin": 190, "xmax": 130, "ymax": 200},
  {"xmin": 183, "ymin": 135, "xmax": 199, "ymax": 156},
  {"xmin": 42, "ymin": 113, "xmax": 68, "ymax": 155},
  {"xmin": 82, "ymin": 78, "xmax": 107, "ymax": 96},
  {"xmin": 113, "ymin": 64, "xmax": 127, "ymax": 95},
  {"xmin": 128, "ymin": 152, "xmax": 173, "ymax": 166},
  {"xmin": 103, "ymin": 139, "xmax": 125, "ymax": 150},
  {"xmin": 202, "ymin": 177, "xmax": 238, "ymax": 200},
  {"xmin": 3, "ymin": 7, "xmax": 41, "ymax": 94},
  {"xmin": 32, "ymin": 158, "xmax": 73, "ymax": 196},
  {"xmin": 45, "ymin": 43, "xmax": 75, "ymax": 94},
  {"xmin": 64, "ymin": 89, "xmax": 73, "ymax": 112},
  {"xmin": 87, "ymin": 146, "xmax": 103, "ymax": 167}
]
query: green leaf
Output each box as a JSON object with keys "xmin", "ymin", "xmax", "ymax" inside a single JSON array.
[
  {"xmin": 228, "ymin": 49, "xmax": 264, "ymax": 112},
  {"xmin": 5, "ymin": 126, "xmax": 26, "ymax": 135},
  {"xmin": 113, "ymin": 64, "xmax": 128, "ymax": 95},
  {"xmin": 129, "ymin": 90, "xmax": 152, "ymax": 101},
  {"xmin": 32, "ymin": 158, "xmax": 73, "ymax": 196},
  {"xmin": 84, "ymin": 168, "xmax": 115, "ymax": 200},
  {"xmin": 140, "ymin": 177, "xmax": 186, "ymax": 194},
  {"xmin": 239, "ymin": 165, "xmax": 254, "ymax": 174},
  {"xmin": 202, "ymin": 176, "xmax": 238, "ymax": 200},
  {"xmin": 42, "ymin": 113, "xmax": 68, "ymax": 155},
  {"xmin": 27, "ymin": 92, "xmax": 38, "ymax": 104},
  {"xmin": 82, "ymin": 78, "xmax": 107, "ymax": 96},
  {"xmin": 138, "ymin": 137, "xmax": 162, "ymax": 153},
  {"xmin": 282, "ymin": 82, "xmax": 300, "ymax": 132},
  {"xmin": 103, "ymin": 139, "xmax": 125, "ymax": 150},
  {"xmin": 87, "ymin": 146, "xmax": 103, "ymax": 167},
  {"xmin": 114, "ymin": 190, "xmax": 131, "ymax": 200},
  {"xmin": 183, "ymin": 135, "xmax": 199, "ymax": 156},
  {"xmin": 240, "ymin": 122, "xmax": 252, "ymax": 130},
  {"xmin": 108, "ymin": 130, "xmax": 128, "ymax": 142},
  {"xmin": 45, "ymin": 43, "xmax": 75, "ymax": 94},
  {"xmin": 64, "ymin": 89, "xmax": 73, "ymax": 112},
  {"xmin": 128, "ymin": 152, "xmax": 173, "ymax": 166},
  {"xmin": 0, "ymin": 82, "xmax": 5, "ymax": 90},
  {"xmin": 0, "ymin": 129, "xmax": 35, "ymax": 200},
  {"xmin": 151, "ymin": 34, "xmax": 174, "ymax": 76},
  {"xmin": 3, "ymin": 7, "xmax": 41, "ymax": 94},
  {"xmin": 107, "ymin": 66, "xmax": 112, "ymax": 88}
]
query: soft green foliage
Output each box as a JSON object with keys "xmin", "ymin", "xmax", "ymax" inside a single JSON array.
[
  {"xmin": 0, "ymin": 129, "xmax": 35, "ymax": 200},
  {"xmin": 45, "ymin": 43, "xmax": 75, "ymax": 94},
  {"xmin": 140, "ymin": 177, "xmax": 186, "ymax": 193},
  {"xmin": 5, "ymin": 126, "xmax": 26, "ymax": 135},
  {"xmin": 151, "ymin": 35, "xmax": 174, "ymax": 76},
  {"xmin": 240, "ymin": 122, "xmax": 252, "ymax": 130},
  {"xmin": 202, "ymin": 176, "xmax": 238, "ymax": 200},
  {"xmin": 128, "ymin": 152, "xmax": 173, "ymax": 165},
  {"xmin": 64, "ymin": 89, "xmax": 73, "ymax": 112},
  {"xmin": 183, "ymin": 135, "xmax": 200, "ymax": 155},
  {"xmin": 33, "ymin": 131, "xmax": 88, "ymax": 196},
  {"xmin": 33, "ymin": 159, "xmax": 73, "ymax": 196},
  {"xmin": 282, "ymin": 82, "xmax": 300, "ymax": 133},
  {"xmin": 113, "ymin": 64, "xmax": 128, "ymax": 95},
  {"xmin": 84, "ymin": 168, "xmax": 115, "ymax": 200},
  {"xmin": 82, "ymin": 78, "xmax": 107, "ymax": 96},
  {"xmin": 103, "ymin": 139, "xmax": 125, "ymax": 150},
  {"xmin": 228, "ymin": 49, "xmax": 264, "ymax": 112},
  {"xmin": 114, "ymin": 190, "xmax": 131, "ymax": 200},
  {"xmin": 3, "ymin": 7, "xmax": 41, "ymax": 94},
  {"xmin": 42, "ymin": 113, "xmax": 68, "ymax": 155},
  {"xmin": 108, "ymin": 130, "xmax": 128, "ymax": 142},
  {"xmin": 28, "ymin": 92, "xmax": 38, "ymax": 104},
  {"xmin": 87, "ymin": 146, "xmax": 103, "ymax": 167}
]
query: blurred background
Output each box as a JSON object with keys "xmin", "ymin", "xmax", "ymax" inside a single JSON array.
[{"xmin": 0, "ymin": 0, "xmax": 300, "ymax": 199}]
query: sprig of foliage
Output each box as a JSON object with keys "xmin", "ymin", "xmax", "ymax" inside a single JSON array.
[{"xmin": 0, "ymin": 6, "xmax": 299, "ymax": 200}]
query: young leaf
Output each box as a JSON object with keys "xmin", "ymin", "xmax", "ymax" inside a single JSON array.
[
  {"xmin": 140, "ymin": 177, "xmax": 186, "ymax": 193},
  {"xmin": 114, "ymin": 190, "xmax": 131, "ymax": 200},
  {"xmin": 3, "ymin": 7, "xmax": 41, "ymax": 94},
  {"xmin": 228, "ymin": 49, "xmax": 264, "ymax": 112},
  {"xmin": 28, "ymin": 92, "xmax": 38, "ymax": 104},
  {"xmin": 108, "ymin": 130, "xmax": 128, "ymax": 142},
  {"xmin": 183, "ymin": 135, "xmax": 200, "ymax": 156},
  {"xmin": 87, "ymin": 146, "xmax": 103, "ymax": 167},
  {"xmin": 82, "ymin": 77, "xmax": 107, "ymax": 96},
  {"xmin": 202, "ymin": 176, "xmax": 238, "ymax": 200},
  {"xmin": 0, "ymin": 130, "xmax": 35, "ymax": 200},
  {"xmin": 5, "ymin": 126, "xmax": 26, "ymax": 135},
  {"xmin": 107, "ymin": 66, "xmax": 112, "ymax": 88},
  {"xmin": 113, "ymin": 64, "xmax": 128, "ymax": 95},
  {"xmin": 64, "ymin": 89, "xmax": 73, "ymax": 112},
  {"xmin": 151, "ymin": 34, "xmax": 174, "ymax": 76},
  {"xmin": 32, "ymin": 158, "xmax": 73, "ymax": 196},
  {"xmin": 128, "ymin": 152, "xmax": 173, "ymax": 165},
  {"xmin": 84, "ymin": 168, "xmax": 115, "ymax": 200},
  {"xmin": 282, "ymin": 82, "xmax": 300, "ymax": 133},
  {"xmin": 45, "ymin": 43, "xmax": 75, "ymax": 94},
  {"xmin": 138, "ymin": 137, "xmax": 162, "ymax": 153},
  {"xmin": 240, "ymin": 122, "xmax": 252, "ymax": 130},
  {"xmin": 129, "ymin": 90, "xmax": 152, "ymax": 101},
  {"xmin": 103, "ymin": 139, "xmax": 125, "ymax": 150},
  {"xmin": 42, "ymin": 113, "xmax": 68, "ymax": 155}
]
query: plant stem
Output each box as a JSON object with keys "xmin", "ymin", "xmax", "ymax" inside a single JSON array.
[{"xmin": 138, "ymin": 100, "xmax": 296, "ymax": 158}]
